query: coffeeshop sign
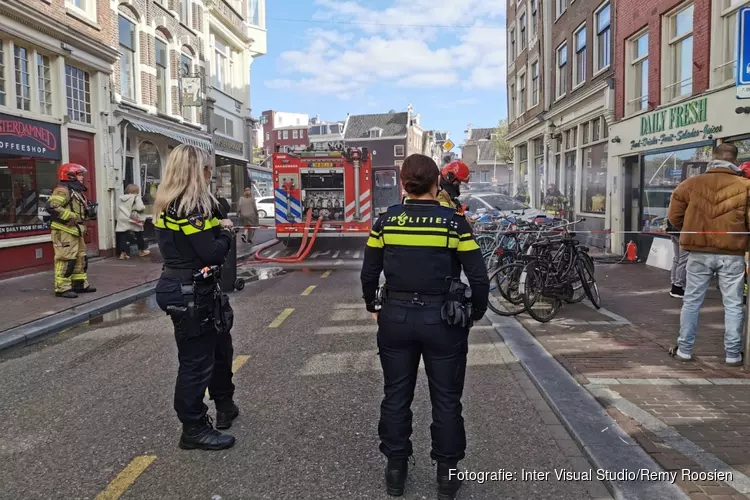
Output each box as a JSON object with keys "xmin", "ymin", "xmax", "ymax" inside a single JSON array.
[{"xmin": 630, "ymin": 97, "xmax": 722, "ymax": 150}]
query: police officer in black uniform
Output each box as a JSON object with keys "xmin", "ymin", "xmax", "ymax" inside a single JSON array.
[
  {"xmin": 360, "ymin": 154, "xmax": 490, "ymax": 499},
  {"xmin": 153, "ymin": 144, "xmax": 239, "ymax": 451}
]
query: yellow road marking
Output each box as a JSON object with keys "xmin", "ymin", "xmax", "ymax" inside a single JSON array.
[
  {"xmin": 321, "ymin": 270, "xmax": 332, "ymax": 278},
  {"xmin": 95, "ymin": 455, "xmax": 156, "ymax": 500},
  {"xmin": 268, "ymin": 308, "xmax": 294, "ymax": 328},
  {"xmin": 301, "ymin": 285, "xmax": 316, "ymax": 296},
  {"xmin": 232, "ymin": 355, "xmax": 250, "ymax": 372}
]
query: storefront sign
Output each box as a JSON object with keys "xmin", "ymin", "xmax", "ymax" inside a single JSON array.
[
  {"xmin": 0, "ymin": 223, "xmax": 48, "ymax": 239},
  {"xmin": 0, "ymin": 114, "xmax": 61, "ymax": 160},
  {"xmin": 214, "ymin": 136, "xmax": 244, "ymax": 155},
  {"xmin": 631, "ymin": 97, "xmax": 724, "ymax": 149}
]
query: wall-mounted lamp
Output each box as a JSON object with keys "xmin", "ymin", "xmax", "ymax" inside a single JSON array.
[
  {"xmin": 735, "ymin": 107, "xmax": 750, "ymax": 114},
  {"xmin": 611, "ymin": 136, "xmax": 621, "ymax": 143}
]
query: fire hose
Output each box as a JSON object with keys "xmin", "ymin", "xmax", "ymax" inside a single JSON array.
[{"xmin": 252, "ymin": 209, "xmax": 324, "ymax": 263}]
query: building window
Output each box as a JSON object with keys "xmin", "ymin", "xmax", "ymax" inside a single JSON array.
[
  {"xmin": 180, "ymin": 53, "xmax": 193, "ymax": 122},
  {"xmin": 392, "ymin": 144, "xmax": 404, "ymax": 157},
  {"xmin": 292, "ymin": 129, "xmax": 298, "ymax": 139},
  {"xmin": 277, "ymin": 131, "xmax": 281, "ymax": 139},
  {"xmin": 214, "ymin": 36, "xmax": 229, "ymax": 91},
  {"xmin": 119, "ymin": 15, "xmax": 136, "ymax": 101},
  {"xmin": 557, "ymin": 0, "xmax": 567, "ymax": 18},
  {"xmin": 265, "ymin": 132, "xmax": 269, "ymax": 141},
  {"xmin": 283, "ymin": 130, "xmax": 288, "ymax": 139},
  {"xmin": 13, "ymin": 44, "xmax": 30, "ymax": 111},
  {"xmin": 627, "ymin": 32, "xmax": 649, "ymax": 115},
  {"xmin": 155, "ymin": 38, "xmax": 167, "ymax": 114},
  {"xmin": 531, "ymin": 0, "xmax": 538, "ymax": 36},
  {"xmin": 37, "ymin": 54, "xmax": 52, "ymax": 115},
  {"xmin": 574, "ymin": 25, "xmax": 587, "ymax": 86},
  {"xmin": 139, "ymin": 141, "xmax": 161, "ymax": 211},
  {"xmin": 520, "ymin": 13, "xmax": 527, "ymax": 48},
  {"xmin": 65, "ymin": 65, "xmax": 91, "ymax": 124},
  {"xmin": 714, "ymin": 0, "xmax": 748, "ymax": 85},
  {"xmin": 248, "ymin": 0, "xmax": 261, "ymax": 26},
  {"xmin": 509, "ymin": 82, "xmax": 516, "ymax": 121},
  {"xmin": 215, "ymin": 115, "xmax": 234, "ymax": 137},
  {"xmin": 665, "ymin": 3, "xmax": 694, "ymax": 101},
  {"xmin": 180, "ymin": 0, "xmax": 190, "ymax": 25},
  {"xmin": 557, "ymin": 43, "xmax": 568, "ymax": 98},
  {"xmin": 509, "ymin": 28, "xmax": 516, "ymax": 61},
  {"xmin": 531, "ymin": 61, "xmax": 539, "ymax": 106},
  {"xmin": 518, "ymin": 72, "xmax": 526, "ymax": 115},
  {"xmin": 595, "ymin": 2, "xmax": 611, "ymax": 72},
  {"xmin": 0, "ymin": 42, "xmax": 5, "ymax": 107},
  {"xmin": 582, "ymin": 122, "xmax": 590, "ymax": 144},
  {"xmin": 369, "ymin": 128, "xmax": 382, "ymax": 138},
  {"xmin": 300, "ymin": 129, "xmax": 304, "ymax": 138},
  {"xmin": 592, "ymin": 118, "xmax": 601, "ymax": 141},
  {"xmin": 67, "ymin": 0, "xmax": 96, "ymax": 19},
  {"xmin": 518, "ymin": 144, "xmax": 528, "ymax": 196}
]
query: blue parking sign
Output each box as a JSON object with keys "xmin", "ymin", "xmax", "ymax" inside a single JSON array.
[{"xmin": 737, "ymin": 6, "xmax": 750, "ymax": 97}]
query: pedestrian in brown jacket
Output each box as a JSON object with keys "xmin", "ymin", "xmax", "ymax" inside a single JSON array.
[
  {"xmin": 237, "ymin": 187, "xmax": 259, "ymax": 244},
  {"xmin": 667, "ymin": 143, "xmax": 750, "ymax": 366}
]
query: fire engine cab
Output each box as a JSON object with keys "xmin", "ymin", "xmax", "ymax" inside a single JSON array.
[{"xmin": 272, "ymin": 148, "xmax": 401, "ymax": 240}]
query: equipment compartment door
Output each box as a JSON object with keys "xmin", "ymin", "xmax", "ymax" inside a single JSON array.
[
  {"xmin": 372, "ymin": 167, "xmax": 400, "ymax": 219},
  {"xmin": 300, "ymin": 169, "xmax": 345, "ymax": 221}
]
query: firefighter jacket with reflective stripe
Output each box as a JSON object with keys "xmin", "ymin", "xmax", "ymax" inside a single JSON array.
[
  {"xmin": 360, "ymin": 199, "xmax": 489, "ymax": 314},
  {"xmin": 155, "ymin": 199, "xmax": 232, "ymax": 270},
  {"xmin": 48, "ymin": 183, "xmax": 88, "ymax": 236}
]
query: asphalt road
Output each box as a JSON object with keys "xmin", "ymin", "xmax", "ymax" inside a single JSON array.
[{"xmin": 0, "ymin": 267, "xmax": 608, "ymax": 500}]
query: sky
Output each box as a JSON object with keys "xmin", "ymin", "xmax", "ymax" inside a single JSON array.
[{"xmin": 250, "ymin": 0, "xmax": 508, "ymax": 151}]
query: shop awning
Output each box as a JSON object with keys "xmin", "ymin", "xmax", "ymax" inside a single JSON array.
[{"xmin": 124, "ymin": 117, "xmax": 213, "ymax": 152}]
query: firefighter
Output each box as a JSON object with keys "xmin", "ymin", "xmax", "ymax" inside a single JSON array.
[
  {"xmin": 152, "ymin": 144, "xmax": 238, "ymax": 451},
  {"xmin": 437, "ymin": 160, "xmax": 471, "ymax": 212},
  {"xmin": 360, "ymin": 154, "xmax": 489, "ymax": 499},
  {"xmin": 47, "ymin": 163, "xmax": 97, "ymax": 298}
]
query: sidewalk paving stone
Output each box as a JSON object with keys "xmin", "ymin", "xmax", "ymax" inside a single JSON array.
[{"xmin": 513, "ymin": 262, "xmax": 750, "ymax": 499}]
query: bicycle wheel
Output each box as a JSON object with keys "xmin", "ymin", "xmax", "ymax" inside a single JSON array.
[
  {"xmin": 487, "ymin": 262, "xmax": 527, "ymax": 316},
  {"xmin": 576, "ymin": 257, "xmax": 601, "ymax": 309},
  {"xmin": 520, "ymin": 261, "xmax": 561, "ymax": 323},
  {"xmin": 476, "ymin": 234, "xmax": 496, "ymax": 254}
]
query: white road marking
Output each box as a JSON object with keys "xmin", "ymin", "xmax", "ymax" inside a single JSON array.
[
  {"xmin": 333, "ymin": 303, "xmax": 364, "ymax": 309},
  {"xmin": 268, "ymin": 250, "xmax": 280, "ymax": 258},
  {"xmin": 315, "ymin": 324, "xmax": 497, "ymax": 335},
  {"xmin": 332, "ymin": 251, "xmax": 340, "ymax": 259},
  {"xmin": 331, "ymin": 309, "xmax": 373, "ymax": 321},
  {"xmin": 298, "ymin": 343, "xmax": 508, "ymax": 376},
  {"xmin": 352, "ymin": 250, "xmax": 361, "ymax": 259}
]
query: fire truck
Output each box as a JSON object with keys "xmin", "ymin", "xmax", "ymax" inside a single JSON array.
[{"xmin": 272, "ymin": 148, "xmax": 401, "ymax": 240}]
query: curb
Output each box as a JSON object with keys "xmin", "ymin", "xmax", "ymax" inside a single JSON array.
[
  {"xmin": 487, "ymin": 311, "xmax": 690, "ymax": 500},
  {"xmin": 0, "ymin": 238, "xmax": 279, "ymax": 354}
]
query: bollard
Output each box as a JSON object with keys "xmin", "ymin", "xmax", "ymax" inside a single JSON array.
[{"xmin": 744, "ymin": 251, "xmax": 750, "ymax": 370}]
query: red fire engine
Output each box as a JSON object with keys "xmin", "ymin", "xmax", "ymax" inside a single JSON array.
[{"xmin": 272, "ymin": 148, "xmax": 401, "ymax": 240}]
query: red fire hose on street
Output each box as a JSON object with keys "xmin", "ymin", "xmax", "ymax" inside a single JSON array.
[{"xmin": 252, "ymin": 209, "xmax": 324, "ymax": 263}]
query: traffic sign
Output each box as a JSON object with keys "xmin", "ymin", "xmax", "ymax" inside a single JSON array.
[
  {"xmin": 737, "ymin": 6, "xmax": 750, "ymax": 98},
  {"xmin": 442, "ymin": 139, "xmax": 454, "ymax": 151}
]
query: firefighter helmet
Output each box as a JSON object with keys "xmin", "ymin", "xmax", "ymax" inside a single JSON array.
[
  {"xmin": 740, "ymin": 161, "xmax": 750, "ymax": 178},
  {"xmin": 441, "ymin": 160, "xmax": 471, "ymax": 183},
  {"xmin": 58, "ymin": 163, "xmax": 87, "ymax": 182}
]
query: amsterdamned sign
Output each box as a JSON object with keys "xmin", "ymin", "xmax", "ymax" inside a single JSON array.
[
  {"xmin": 0, "ymin": 113, "xmax": 61, "ymax": 160},
  {"xmin": 214, "ymin": 135, "xmax": 244, "ymax": 155},
  {"xmin": 631, "ymin": 97, "xmax": 722, "ymax": 149}
]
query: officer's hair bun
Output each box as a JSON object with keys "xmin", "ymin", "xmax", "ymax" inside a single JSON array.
[{"xmin": 401, "ymin": 154, "xmax": 439, "ymax": 196}]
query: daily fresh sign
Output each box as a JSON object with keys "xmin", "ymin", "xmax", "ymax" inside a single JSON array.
[{"xmin": 631, "ymin": 97, "xmax": 722, "ymax": 149}]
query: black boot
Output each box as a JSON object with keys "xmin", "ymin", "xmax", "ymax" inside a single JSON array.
[
  {"xmin": 216, "ymin": 402, "xmax": 239, "ymax": 430},
  {"xmin": 384, "ymin": 457, "xmax": 408, "ymax": 496},
  {"xmin": 437, "ymin": 462, "xmax": 461, "ymax": 500},
  {"xmin": 72, "ymin": 282, "xmax": 97, "ymax": 293},
  {"xmin": 56, "ymin": 290, "xmax": 78, "ymax": 298},
  {"xmin": 178, "ymin": 416, "xmax": 235, "ymax": 450}
]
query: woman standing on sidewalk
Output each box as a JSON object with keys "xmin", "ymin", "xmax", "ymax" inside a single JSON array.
[
  {"xmin": 152, "ymin": 144, "xmax": 239, "ymax": 451},
  {"xmin": 115, "ymin": 184, "xmax": 150, "ymax": 260},
  {"xmin": 237, "ymin": 186, "xmax": 259, "ymax": 244}
]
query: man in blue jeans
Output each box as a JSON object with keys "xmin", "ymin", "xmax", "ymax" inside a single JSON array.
[{"xmin": 667, "ymin": 143, "xmax": 750, "ymax": 367}]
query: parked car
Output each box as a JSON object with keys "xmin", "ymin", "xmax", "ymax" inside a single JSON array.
[
  {"xmin": 255, "ymin": 196, "xmax": 275, "ymax": 219},
  {"xmin": 459, "ymin": 192, "xmax": 547, "ymax": 221}
]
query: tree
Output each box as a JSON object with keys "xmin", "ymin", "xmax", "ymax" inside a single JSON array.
[{"xmin": 490, "ymin": 119, "xmax": 514, "ymax": 163}]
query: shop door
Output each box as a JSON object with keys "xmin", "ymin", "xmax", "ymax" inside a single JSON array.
[
  {"xmin": 68, "ymin": 130, "xmax": 99, "ymax": 255},
  {"xmin": 623, "ymin": 156, "xmax": 641, "ymax": 234}
]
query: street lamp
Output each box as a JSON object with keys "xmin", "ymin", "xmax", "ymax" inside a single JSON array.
[{"xmin": 490, "ymin": 132, "xmax": 500, "ymax": 185}]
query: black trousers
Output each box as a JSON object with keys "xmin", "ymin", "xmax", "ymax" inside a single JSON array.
[
  {"xmin": 377, "ymin": 299, "xmax": 470, "ymax": 463},
  {"xmin": 156, "ymin": 277, "xmax": 236, "ymax": 425},
  {"xmin": 116, "ymin": 231, "xmax": 146, "ymax": 254}
]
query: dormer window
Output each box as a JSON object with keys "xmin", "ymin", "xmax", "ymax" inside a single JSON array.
[{"xmin": 369, "ymin": 127, "xmax": 383, "ymax": 138}]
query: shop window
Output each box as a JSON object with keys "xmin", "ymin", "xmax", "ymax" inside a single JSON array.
[
  {"xmin": 155, "ymin": 38, "xmax": 168, "ymax": 114},
  {"xmin": 215, "ymin": 159, "xmax": 244, "ymax": 213},
  {"xmin": 732, "ymin": 138, "xmax": 750, "ymax": 163},
  {"xmin": 0, "ymin": 159, "xmax": 58, "ymax": 233},
  {"xmin": 139, "ymin": 142, "xmax": 161, "ymax": 213},
  {"xmin": 518, "ymin": 144, "xmax": 528, "ymax": 197},
  {"xmin": 592, "ymin": 118, "xmax": 600, "ymax": 142},
  {"xmin": 595, "ymin": 1, "xmax": 611, "ymax": 72},
  {"xmin": 0, "ymin": 42, "xmax": 5, "ymax": 106},
  {"xmin": 119, "ymin": 15, "xmax": 136, "ymax": 101},
  {"xmin": 533, "ymin": 138, "xmax": 544, "ymax": 202},
  {"xmin": 65, "ymin": 65, "xmax": 91, "ymax": 124},
  {"xmin": 627, "ymin": 31, "xmax": 649, "ymax": 115},
  {"xmin": 664, "ymin": 3, "xmax": 694, "ymax": 102},
  {"xmin": 13, "ymin": 44, "xmax": 30, "ymax": 111},
  {"xmin": 531, "ymin": 60, "xmax": 539, "ymax": 106},
  {"xmin": 556, "ymin": 43, "xmax": 568, "ymax": 98},
  {"xmin": 641, "ymin": 145, "xmax": 712, "ymax": 231},
  {"xmin": 582, "ymin": 143, "xmax": 607, "ymax": 213},
  {"xmin": 582, "ymin": 123, "xmax": 590, "ymax": 145},
  {"xmin": 574, "ymin": 25, "xmax": 587, "ymax": 87}
]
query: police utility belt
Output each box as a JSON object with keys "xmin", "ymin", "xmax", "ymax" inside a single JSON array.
[
  {"xmin": 378, "ymin": 277, "xmax": 474, "ymax": 328},
  {"xmin": 162, "ymin": 266, "xmax": 229, "ymax": 331}
]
